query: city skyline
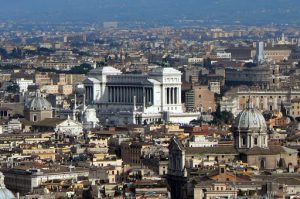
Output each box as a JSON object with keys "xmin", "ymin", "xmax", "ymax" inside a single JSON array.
[{"xmin": 0, "ymin": 0, "xmax": 300, "ymax": 26}]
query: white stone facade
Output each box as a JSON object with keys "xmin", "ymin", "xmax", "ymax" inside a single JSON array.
[
  {"xmin": 54, "ymin": 118, "xmax": 83, "ymax": 136},
  {"xmin": 15, "ymin": 78, "xmax": 35, "ymax": 92},
  {"xmin": 188, "ymin": 135, "xmax": 218, "ymax": 147},
  {"xmin": 83, "ymin": 66, "xmax": 200, "ymax": 125}
]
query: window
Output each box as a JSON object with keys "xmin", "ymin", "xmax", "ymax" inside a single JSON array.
[
  {"xmin": 33, "ymin": 115, "xmax": 37, "ymax": 122},
  {"xmin": 242, "ymin": 137, "xmax": 246, "ymax": 146},
  {"xmin": 220, "ymin": 168, "xmax": 225, "ymax": 173},
  {"xmin": 254, "ymin": 138, "xmax": 258, "ymax": 145}
]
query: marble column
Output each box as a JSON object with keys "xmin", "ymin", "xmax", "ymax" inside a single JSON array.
[
  {"xmin": 171, "ymin": 87, "xmax": 174, "ymax": 104},
  {"xmin": 166, "ymin": 88, "xmax": 169, "ymax": 104},
  {"xmin": 130, "ymin": 87, "xmax": 132, "ymax": 103},
  {"xmin": 173, "ymin": 87, "xmax": 176, "ymax": 104},
  {"xmin": 125, "ymin": 86, "xmax": 128, "ymax": 103},
  {"xmin": 174, "ymin": 87, "xmax": 178, "ymax": 104},
  {"xmin": 115, "ymin": 87, "xmax": 117, "ymax": 102}
]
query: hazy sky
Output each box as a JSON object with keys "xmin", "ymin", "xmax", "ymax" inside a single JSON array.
[{"xmin": 0, "ymin": 0, "xmax": 299, "ymax": 25}]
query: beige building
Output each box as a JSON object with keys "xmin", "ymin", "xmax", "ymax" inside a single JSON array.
[
  {"xmin": 22, "ymin": 147, "xmax": 56, "ymax": 160},
  {"xmin": 35, "ymin": 72, "xmax": 53, "ymax": 86},
  {"xmin": 290, "ymin": 98, "xmax": 300, "ymax": 119},
  {"xmin": 194, "ymin": 182, "xmax": 237, "ymax": 199},
  {"xmin": 121, "ymin": 142, "xmax": 152, "ymax": 166},
  {"xmin": 223, "ymin": 87, "xmax": 300, "ymax": 114},
  {"xmin": 66, "ymin": 74, "xmax": 86, "ymax": 85},
  {"xmin": 40, "ymin": 84, "xmax": 73, "ymax": 95},
  {"xmin": 264, "ymin": 47, "xmax": 292, "ymax": 62},
  {"xmin": 185, "ymin": 85, "xmax": 216, "ymax": 112}
]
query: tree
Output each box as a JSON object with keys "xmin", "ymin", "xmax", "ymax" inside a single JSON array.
[
  {"xmin": 69, "ymin": 63, "xmax": 92, "ymax": 74},
  {"xmin": 211, "ymin": 105, "xmax": 234, "ymax": 126},
  {"xmin": 203, "ymin": 58, "xmax": 212, "ymax": 68},
  {"xmin": 262, "ymin": 111, "xmax": 274, "ymax": 121},
  {"xmin": 0, "ymin": 48, "xmax": 8, "ymax": 58},
  {"xmin": 10, "ymin": 48, "xmax": 23, "ymax": 59},
  {"xmin": 6, "ymin": 84, "xmax": 19, "ymax": 93}
]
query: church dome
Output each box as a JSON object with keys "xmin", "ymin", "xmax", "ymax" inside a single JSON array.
[
  {"xmin": 234, "ymin": 102, "xmax": 267, "ymax": 131},
  {"xmin": 0, "ymin": 172, "xmax": 15, "ymax": 199},
  {"xmin": 26, "ymin": 90, "xmax": 52, "ymax": 111}
]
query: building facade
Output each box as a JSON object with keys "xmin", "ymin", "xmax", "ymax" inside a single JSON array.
[{"xmin": 83, "ymin": 66, "xmax": 200, "ymax": 125}]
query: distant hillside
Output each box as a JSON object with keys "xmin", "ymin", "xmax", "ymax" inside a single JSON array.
[{"xmin": 0, "ymin": 0, "xmax": 299, "ymax": 25}]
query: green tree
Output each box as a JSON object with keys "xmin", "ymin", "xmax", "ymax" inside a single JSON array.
[
  {"xmin": 203, "ymin": 57, "xmax": 212, "ymax": 68},
  {"xmin": 69, "ymin": 63, "xmax": 92, "ymax": 74},
  {"xmin": 0, "ymin": 48, "xmax": 8, "ymax": 58},
  {"xmin": 211, "ymin": 105, "xmax": 234, "ymax": 125}
]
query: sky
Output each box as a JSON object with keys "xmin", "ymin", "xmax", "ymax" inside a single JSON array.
[{"xmin": 0, "ymin": 0, "xmax": 299, "ymax": 26}]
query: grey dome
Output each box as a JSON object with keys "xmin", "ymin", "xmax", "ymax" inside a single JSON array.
[
  {"xmin": 0, "ymin": 188, "xmax": 15, "ymax": 199},
  {"xmin": 234, "ymin": 102, "xmax": 267, "ymax": 131},
  {"xmin": 26, "ymin": 91, "xmax": 52, "ymax": 111},
  {"xmin": 0, "ymin": 172, "xmax": 15, "ymax": 199}
]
